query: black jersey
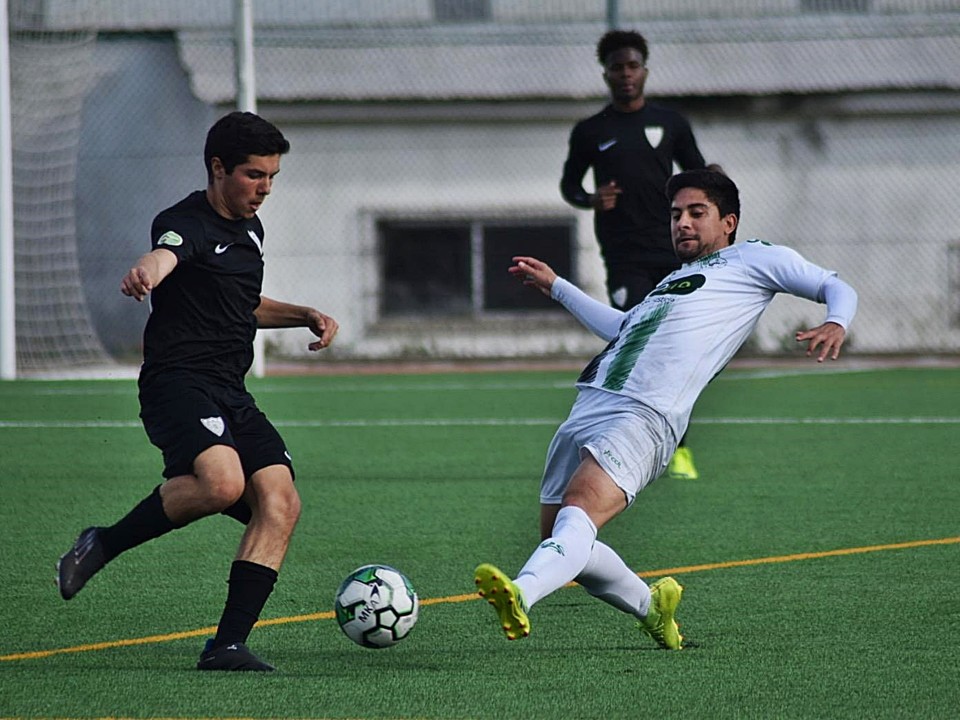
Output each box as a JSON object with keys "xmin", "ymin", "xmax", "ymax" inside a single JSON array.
[
  {"xmin": 560, "ymin": 102, "xmax": 706, "ymax": 266},
  {"xmin": 140, "ymin": 190, "xmax": 265, "ymax": 387}
]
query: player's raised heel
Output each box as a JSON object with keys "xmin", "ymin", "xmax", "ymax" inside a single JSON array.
[
  {"xmin": 56, "ymin": 527, "xmax": 107, "ymax": 600},
  {"xmin": 637, "ymin": 576, "xmax": 684, "ymax": 650},
  {"xmin": 474, "ymin": 563, "xmax": 530, "ymax": 640}
]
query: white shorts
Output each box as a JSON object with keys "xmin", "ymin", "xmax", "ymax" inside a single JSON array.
[{"xmin": 539, "ymin": 387, "xmax": 676, "ymax": 506}]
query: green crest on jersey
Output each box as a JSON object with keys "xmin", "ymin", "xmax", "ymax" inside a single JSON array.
[{"xmin": 157, "ymin": 230, "xmax": 183, "ymax": 247}]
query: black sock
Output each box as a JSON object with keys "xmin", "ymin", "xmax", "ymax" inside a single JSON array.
[
  {"xmin": 98, "ymin": 485, "xmax": 180, "ymax": 562},
  {"xmin": 212, "ymin": 560, "xmax": 279, "ymax": 648}
]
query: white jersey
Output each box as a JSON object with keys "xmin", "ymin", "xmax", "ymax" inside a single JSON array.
[{"xmin": 553, "ymin": 239, "xmax": 857, "ymax": 441}]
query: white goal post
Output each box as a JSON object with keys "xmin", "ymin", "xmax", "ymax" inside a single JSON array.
[{"xmin": 1, "ymin": 0, "xmax": 15, "ymax": 379}]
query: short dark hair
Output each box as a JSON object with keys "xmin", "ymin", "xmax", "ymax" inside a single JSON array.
[
  {"xmin": 666, "ymin": 169, "xmax": 741, "ymax": 243},
  {"xmin": 204, "ymin": 111, "xmax": 290, "ymax": 183},
  {"xmin": 596, "ymin": 30, "xmax": 649, "ymax": 66}
]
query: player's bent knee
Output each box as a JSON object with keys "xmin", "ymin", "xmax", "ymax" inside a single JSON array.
[
  {"xmin": 202, "ymin": 474, "xmax": 247, "ymax": 512},
  {"xmin": 250, "ymin": 468, "xmax": 301, "ymax": 530},
  {"xmin": 267, "ymin": 486, "xmax": 301, "ymax": 529},
  {"xmin": 192, "ymin": 445, "xmax": 247, "ymax": 511}
]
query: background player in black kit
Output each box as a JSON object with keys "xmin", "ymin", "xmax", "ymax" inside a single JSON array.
[
  {"xmin": 55, "ymin": 112, "xmax": 339, "ymax": 672},
  {"xmin": 560, "ymin": 29, "xmax": 720, "ymax": 480}
]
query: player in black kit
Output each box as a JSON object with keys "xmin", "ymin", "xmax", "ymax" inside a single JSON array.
[
  {"xmin": 56, "ymin": 112, "xmax": 339, "ymax": 671},
  {"xmin": 560, "ymin": 29, "xmax": 720, "ymax": 480}
]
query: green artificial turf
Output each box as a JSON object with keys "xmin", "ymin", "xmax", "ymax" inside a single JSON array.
[{"xmin": 1, "ymin": 366, "xmax": 958, "ymax": 718}]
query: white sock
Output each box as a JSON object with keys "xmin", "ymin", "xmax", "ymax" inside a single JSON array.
[
  {"xmin": 514, "ymin": 506, "xmax": 597, "ymax": 608},
  {"xmin": 575, "ymin": 540, "xmax": 652, "ymax": 619}
]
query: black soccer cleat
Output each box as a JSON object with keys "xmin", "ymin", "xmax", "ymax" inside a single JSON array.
[
  {"xmin": 196, "ymin": 639, "xmax": 276, "ymax": 672},
  {"xmin": 56, "ymin": 527, "xmax": 107, "ymax": 600}
]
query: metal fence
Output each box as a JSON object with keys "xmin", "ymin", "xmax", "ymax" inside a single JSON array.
[{"xmin": 4, "ymin": 0, "xmax": 960, "ymax": 374}]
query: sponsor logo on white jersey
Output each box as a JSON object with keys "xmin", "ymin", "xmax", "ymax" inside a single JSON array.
[
  {"xmin": 602, "ymin": 447, "xmax": 623, "ymax": 469},
  {"xmin": 200, "ymin": 416, "xmax": 225, "ymax": 437}
]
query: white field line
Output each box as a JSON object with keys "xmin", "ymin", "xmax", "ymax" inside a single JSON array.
[
  {"xmin": 0, "ymin": 365, "xmax": 886, "ymax": 396},
  {"xmin": 2, "ymin": 416, "xmax": 960, "ymax": 429}
]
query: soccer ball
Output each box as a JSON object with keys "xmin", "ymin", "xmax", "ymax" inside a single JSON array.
[{"xmin": 334, "ymin": 564, "xmax": 419, "ymax": 648}]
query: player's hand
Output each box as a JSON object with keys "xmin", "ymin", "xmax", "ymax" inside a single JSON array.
[
  {"xmin": 591, "ymin": 181, "xmax": 621, "ymax": 212},
  {"xmin": 796, "ymin": 322, "xmax": 846, "ymax": 362},
  {"xmin": 306, "ymin": 310, "xmax": 338, "ymax": 351},
  {"xmin": 509, "ymin": 256, "xmax": 556, "ymax": 298},
  {"xmin": 120, "ymin": 266, "xmax": 153, "ymax": 302}
]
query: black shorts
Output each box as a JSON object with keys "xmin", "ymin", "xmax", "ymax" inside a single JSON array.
[
  {"xmin": 139, "ymin": 374, "xmax": 294, "ymax": 482},
  {"xmin": 605, "ymin": 264, "xmax": 679, "ymax": 310}
]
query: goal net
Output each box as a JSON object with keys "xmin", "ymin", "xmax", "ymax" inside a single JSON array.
[{"xmin": 7, "ymin": 2, "xmax": 114, "ymax": 377}]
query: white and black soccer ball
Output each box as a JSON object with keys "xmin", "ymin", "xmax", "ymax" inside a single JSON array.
[{"xmin": 334, "ymin": 564, "xmax": 419, "ymax": 648}]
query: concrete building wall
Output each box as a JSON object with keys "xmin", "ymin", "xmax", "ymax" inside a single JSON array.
[{"xmin": 73, "ymin": 35, "xmax": 960, "ymax": 361}]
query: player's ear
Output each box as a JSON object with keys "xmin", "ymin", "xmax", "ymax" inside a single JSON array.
[
  {"xmin": 210, "ymin": 156, "xmax": 225, "ymax": 180},
  {"xmin": 723, "ymin": 213, "xmax": 738, "ymax": 237}
]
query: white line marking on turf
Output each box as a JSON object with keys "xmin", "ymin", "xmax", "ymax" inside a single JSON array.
[
  {"xmin": 0, "ymin": 365, "xmax": 900, "ymax": 397},
  {"xmin": 696, "ymin": 417, "xmax": 960, "ymax": 425},
  {"xmin": 2, "ymin": 417, "xmax": 960, "ymax": 429},
  {"xmin": 1, "ymin": 381, "xmax": 574, "ymax": 396}
]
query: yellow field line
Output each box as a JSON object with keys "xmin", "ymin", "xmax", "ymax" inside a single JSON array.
[
  {"xmin": 3, "ymin": 535, "xmax": 958, "ymax": 663},
  {"xmin": 639, "ymin": 535, "xmax": 960, "ymax": 576}
]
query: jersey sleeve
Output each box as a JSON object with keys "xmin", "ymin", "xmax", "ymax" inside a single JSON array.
[
  {"xmin": 150, "ymin": 213, "xmax": 203, "ymax": 263},
  {"xmin": 820, "ymin": 275, "xmax": 858, "ymax": 329},
  {"xmin": 551, "ymin": 277, "xmax": 624, "ymax": 341},
  {"xmin": 560, "ymin": 121, "xmax": 594, "ymax": 209},
  {"xmin": 742, "ymin": 240, "xmax": 844, "ymax": 304},
  {"xmin": 671, "ymin": 114, "xmax": 706, "ymax": 171}
]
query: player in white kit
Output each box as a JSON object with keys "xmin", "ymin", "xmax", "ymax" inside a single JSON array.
[{"xmin": 475, "ymin": 169, "xmax": 858, "ymax": 649}]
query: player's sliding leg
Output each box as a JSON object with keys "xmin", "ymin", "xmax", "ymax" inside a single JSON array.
[
  {"xmin": 576, "ymin": 540, "xmax": 684, "ymax": 649},
  {"xmin": 638, "ymin": 577, "xmax": 684, "ymax": 650},
  {"xmin": 474, "ymin": 563, "xmax": 530, "ymax": 640},
  {"xmin": 474, "ymin": 505, "xmax": 598, "ymax": 639}
]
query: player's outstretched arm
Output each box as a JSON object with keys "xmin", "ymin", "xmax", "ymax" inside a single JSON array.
[
  {"xmin": 255, "ymin": 296, "xmax": 339, "ymax": 351},
  {"xmin": 510, "ymin": 255, "xmax": 623, "ymax": 341},
  {"xmin": 120, "ymin": 248, "xmax": 178, "ymax": 302},
  {"xmin": 795, "ymin": 322, "xmax": 847, "ymax": 362},
  {"xmin": 795, "ymin": 275, "xmax": 857, "ymax": 362},
  {"xmin": 508, "ymin": 256, "xmax": 556, "ymax": 297}
]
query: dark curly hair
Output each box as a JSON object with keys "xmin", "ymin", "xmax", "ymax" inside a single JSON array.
[
  {"xmin": 204, "ymin": 111, "xmax": 290, "ymax": 183},
  {"xmin": 666, "ymin": 169, "xmax": 741, "ymax": 243},
  {"xmin": 596, "ymin": 30, "xmax": 649, "ymax": 66}
]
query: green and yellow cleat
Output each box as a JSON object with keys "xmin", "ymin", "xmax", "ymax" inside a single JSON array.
[
  {"xmin": 637, "ymin": 576, "xmax": 684, "ymax": 650},
  {"xmin": 474, "ymin": 563, "xmax": 530, "ymax": 640},
  {"xmin": 667, "ymin": 446, "xmax": 699, "ymax": 480}
]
